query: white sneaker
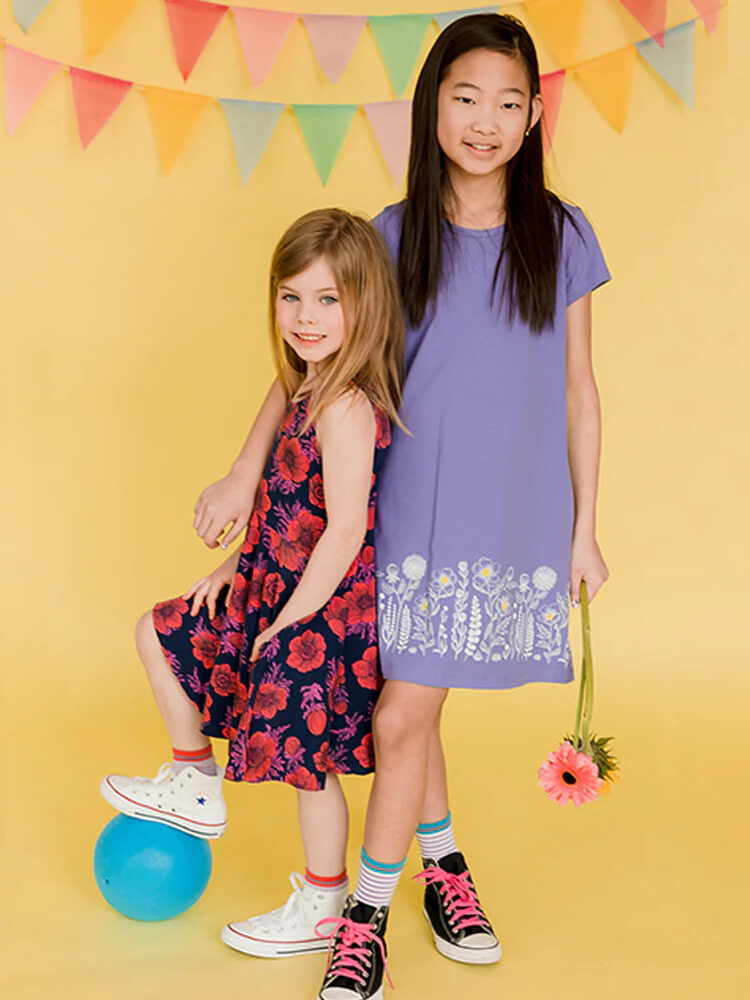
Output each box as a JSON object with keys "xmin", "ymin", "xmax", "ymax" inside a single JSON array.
[
  {"xmin": 99, "ymin": 762, "xmax": 227, "ymax": 840},
  {"xmin": 222, "ymin": 872, "xmax": 348, "ymax": 958}
]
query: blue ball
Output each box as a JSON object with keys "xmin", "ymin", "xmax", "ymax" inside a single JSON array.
[{"xmin": 94, "ymin": 815, "xmax": 212, "ymax": 921}]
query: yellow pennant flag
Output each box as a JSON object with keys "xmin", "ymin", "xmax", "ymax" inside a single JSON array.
[
  {"xmin": 82, "ymin": 0, "xmax": 141, "ymax": 60},
  {"xmin": 523, "ymin": 0, "xmax": 586, "ymax": 68},
  {"xmin": 142, "ymin": 87, "xmax": 212, "ymax": 174},
  {"xmin": 573, "ymin": 46, "xmax": 637, "ymax": 134}
]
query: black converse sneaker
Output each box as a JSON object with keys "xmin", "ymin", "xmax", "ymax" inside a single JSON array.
[
  {"xmin": 315, "ymin": 894, "xmax": 391, "ymax": 1000},
  {"xmin": 414, "ymin": 851, "xmax": 502, "ymax": 965}
]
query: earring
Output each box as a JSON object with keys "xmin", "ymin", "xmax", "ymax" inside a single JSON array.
[{"xmin": 525, "ymin": 127, "xmax": 530, "ymax": 137}]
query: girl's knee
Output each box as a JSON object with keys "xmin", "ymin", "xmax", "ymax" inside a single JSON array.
[{"xmin": 372, "ymin": 700, "xmax": 429, "ymax": 755}]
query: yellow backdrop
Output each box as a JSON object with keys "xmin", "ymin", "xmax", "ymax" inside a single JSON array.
[{"xmin": 2, "ymin": 0, "xmax": 748, "ymax": 996}]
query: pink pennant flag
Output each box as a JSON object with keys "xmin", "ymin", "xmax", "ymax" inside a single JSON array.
[
  {"xmin": 302, "ymin": 15, "xmax": 367, "ymax": 84},
  {"xmin": 69, "ymin": 68, "xmax": 132, "ymax": 149},
  {"xmin": 364, "ymin": 101, "xmax": 412, "ymax": 186},
  {"xmin": 540, "ymin": 69, "xmax": 565, "ymax": 153},
  {"xmin": 688, "ymin": 0, "xmax": 721, "ymax": 34},
  {"xmin": 617, "ymin": 0, "xmax": 667, "ymax": 47},
  {"xmin": 4, "ymin": 44, "xmax": 60, "ymax": 136},
  {"xmin": 232, "ymin": 7, "xmax": 296, "ymax": 87},
  {"xmin": 164, "ymin": 0, "xmax": 228, "ymax": 80}
]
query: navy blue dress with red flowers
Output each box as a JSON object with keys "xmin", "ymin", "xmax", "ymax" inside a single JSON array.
[{"xmin": 153, "ymin": 396, "xmax": 390, "ymax": 790}]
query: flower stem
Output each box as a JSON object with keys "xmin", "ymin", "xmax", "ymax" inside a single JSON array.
[{"xmin": 580, "ymin": 581, "xmax": 594, "ymax": 751}]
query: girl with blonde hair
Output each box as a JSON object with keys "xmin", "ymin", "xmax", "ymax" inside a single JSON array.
[{"xmin": 100, "ymin": 208, "xmax": 404, "ymax": 955}]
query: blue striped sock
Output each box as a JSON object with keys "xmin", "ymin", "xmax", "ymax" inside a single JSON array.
[
  {"xmin": 353, "ymin": 848, "xmax": 407, "ymax": 909},
  {"xmin": 416, "ymin": 812, "xmax": 458, "ymax": 861}
]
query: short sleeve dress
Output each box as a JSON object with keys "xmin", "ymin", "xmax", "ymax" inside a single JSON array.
[
  {"xmin": 152, "ymin": 396, "xmax": 391, "ymax": 789},
  {"xmin": 373, "ymin": 201, "xmax": 610, "ymax": 690}
]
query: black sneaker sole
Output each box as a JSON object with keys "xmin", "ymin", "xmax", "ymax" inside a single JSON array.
[{"xmin": 422, "ymin": 907, "xmax": 503, "ymax": 965}]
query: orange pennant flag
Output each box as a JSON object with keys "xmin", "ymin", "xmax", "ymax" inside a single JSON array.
[
  {"xmin": 69, "ymin": 68, "xmax": 132, "ymax": 149},
  {"xmin": 164, "ymin": 0, "xmax": 228, "ymax": 80},
  {"xmin": 574, "ymin": 47, "xmax": 636, "ymax": 134},
  {"xmin": 617, "ymin": 0, "xmax": 667, "ymax": 47},
  {"xmin": 142, "ymin": 86, "xmax": 212, "ymax": 173},
  {"xmin": 523, "ymin": 0, "xmax": 586, "ymax": 68},
  {"xmin": 4, "ymin": 44, "xmax": 60, "ymax": 136},
  {"xmin": 232, "ymin": 7, "xmax": 296, "ymax": 87},
  {"xmin": 539, "ymin": 69, "xmax": 565, "ymax": 153},
  {"xmin": 81, "ymin": 0, "xmax": 141, "ymax": 60}
]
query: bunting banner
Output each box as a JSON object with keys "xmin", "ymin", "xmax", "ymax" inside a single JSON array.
[
  {"xmin": 69, "ymin": 68, "xmax": 133, "ymax": 149},
  {"xmin": 292, "ymin": 103, "xmax": 358, "ymax": 184},
  {"xmin": 164, "ymin": 0, "xmax": 228, "ymax": 80},
  {"xmin": 523, "ymin": 0, "xmax": 586, "ymax": 69},
  {"xmin": 1, "ymin": 5, "xmax": 725, "ymax": 182},
  {"xmin": 367, "ymin": 14, "xmax": 433, "ymax": 97},
  {"xmin": 363, "ymin": 100, "xmax": 412, "ymax": 186},
  {"xmin": 688, "ymin": 0, "xmax": 722, "ymax": 34},
  {"xmin": 302, "ymin": 14, "xmax": 367, "ymax": 85},
  {"xmin": 539, "ymin": 68, "xmax": 565, "ymax": 153},
  {"xmin": 12, "ymin": 0, "xmax": 53, "ymax": 33},
  {"xmin": 8, "ymin": 0, "xmax": 727, "ymax": 98},
  {"xmin": 4, "ymin": 43, "xmax": 60, "ymax": 135},
  {"xmin": 81, "ymin": 0, "xmax": 141, "ymax": 60},
  {"xmin": 573, "ymin": 46, "xmax": 637, "ymax": 134},
  {"xmin": 617, "ymin": 0, "xmax": 667, "ymax": 47},
  {"xmin": 219, "ymin": 98, "xmax": 283, "ymax": 182},
  {"xmin": 232, "ymin": 7, "xmax": 296, "ymax": 87},
  {"xmin": 142, "ymin": 86, "xmax": 212, "ymax": 172},
  {"xmin": 636, "ymin": 20, "xmax": 695, "ymax": 108}
]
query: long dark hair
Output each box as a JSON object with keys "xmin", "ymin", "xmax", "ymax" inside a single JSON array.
[{"xmin": 400, "ymin": 13, "xmax": 574, "ymax": 333}]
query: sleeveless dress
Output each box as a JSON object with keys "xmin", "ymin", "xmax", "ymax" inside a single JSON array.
[
  {"xmin": 373, "ymin": 201, "xmax": 610, "ymax": 690},
  {"xmin": 152, "ymin": 395, "xmax": 390, "ymax": 790}
]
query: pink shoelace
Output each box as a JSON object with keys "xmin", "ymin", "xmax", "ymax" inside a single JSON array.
[
  {"xmin": 315, "ymin": 916, "xmax": 393, "ymax": 990},
  {"xmin": 413, "ymin": 866, "xmax": 491, "ymax": 934}
]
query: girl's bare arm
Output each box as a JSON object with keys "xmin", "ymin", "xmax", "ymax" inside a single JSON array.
[
  {"xmin": 193, "ymin": 379, "xmax": 287, "ymax": 549},
  {"xmin": 566, "ymin": 293, "xmax": 609, "ymax": 603}
]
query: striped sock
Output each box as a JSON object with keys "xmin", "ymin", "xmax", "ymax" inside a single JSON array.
[
  {"xmin": 172, "ymin": 744, "xmax": 216, "ymax": 776},
  {"xmin": 416, "ymin": 812, "xmax": 458, "ymax": 862},
  {"xmin": 305, "ymin": 868, "xmax": 348, "ymax": 894},
  {"xmin": 353, "ymin": 848, "xmax": 407, "ymax": 909}
]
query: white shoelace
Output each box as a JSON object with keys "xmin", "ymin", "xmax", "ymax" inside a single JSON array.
[{"xmin": 252, "ymin": 872, "xmax": 307, "ymax": 931}]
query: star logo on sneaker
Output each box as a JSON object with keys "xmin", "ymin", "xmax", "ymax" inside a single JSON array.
[{"xmin": 196, "ymin": 796, "xmax": 206, "ymax": 805}]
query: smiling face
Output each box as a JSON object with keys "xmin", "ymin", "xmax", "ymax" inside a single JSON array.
[
  {"xmin": 275, "ymin": 255, "xmax": 346, "ymax": 370},
  {"xmin": 436, "ymin": 47, "xmax": 542, "ymax": 183}
]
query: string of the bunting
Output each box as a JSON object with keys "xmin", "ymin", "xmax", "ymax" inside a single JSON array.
[
  {"xmin": 0, "ymin": 7, "xmax": 724, "ymax": 185},
  {"xmin": 10, "ymin": 1, "xmax": 724, "ymax": 92}
]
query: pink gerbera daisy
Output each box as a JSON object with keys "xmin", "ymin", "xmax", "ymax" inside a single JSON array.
[{"xmin": 538, "ymin": 740, "xmax": 602, "ymax": 806}]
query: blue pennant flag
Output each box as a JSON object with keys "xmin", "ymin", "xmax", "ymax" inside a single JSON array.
[
  {"xmin": 636, "ymin": 20, "xmax": 696, "ymax": 109},
  {"xmin": 13, "ymin": 0, "xmax": 54, "ymax": 32},
  {"xmin": 434, "ymin": 8, "xmax": 500, "ymax": 31},
  {"xmin": 219, "ymin": 100, "xmax": 284, "ymax": 185}
]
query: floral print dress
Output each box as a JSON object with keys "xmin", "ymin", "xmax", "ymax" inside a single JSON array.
[{"xmin": 153, "ymin": 396, "xmax": 390, "ymax": 790}]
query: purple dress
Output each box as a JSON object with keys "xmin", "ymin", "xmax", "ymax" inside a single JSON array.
[{"xmin": 373, "ymin": 201, "xmax": 610, "ymax": 690}]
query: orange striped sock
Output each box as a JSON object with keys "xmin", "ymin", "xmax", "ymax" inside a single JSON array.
[
  {"xmin": 172, "ymin": 744, "xmax": 216, "ymax": 776},
  {"xmin": 305, "ymin": 868, "xmax": 348, "ymax": 894}
]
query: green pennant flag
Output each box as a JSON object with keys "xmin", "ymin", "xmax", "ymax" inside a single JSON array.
[
  {"xmin": 292, "ymin": 104, "xmax": 358, "ymax": 185},
  {"xmin": 368, "ymin": 14, "xmax": 433, "ymax": 97}
]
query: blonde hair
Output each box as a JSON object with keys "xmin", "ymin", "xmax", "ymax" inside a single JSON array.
[{"xmin": 268, "ymin": 208, "xmax": 405, "ymax": 432}]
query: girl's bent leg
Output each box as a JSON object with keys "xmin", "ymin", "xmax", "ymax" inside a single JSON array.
[
  {"xmin": 135, "ymin": 611, "xmax": 206, "ymax": 750},
  {"xmin": 296, "ymin": 773, "xmax": 349, "ymax": 877},
  {"xmin": 364, "ymin": 680, "xmax": 448, "ymax": 864}
]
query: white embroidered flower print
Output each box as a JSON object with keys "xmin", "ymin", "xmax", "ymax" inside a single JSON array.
[{"xmin": 377, "ymin": 556, "xmax": 571, "ymax": 665}]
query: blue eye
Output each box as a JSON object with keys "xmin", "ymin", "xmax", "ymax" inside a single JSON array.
[
  {"xmin": 321, "ymin": 295, "xmax": 338, "ymax": 305},
  {"xmin": 281, "ymin": 293, "xmax": 299, "ymax": 302}
]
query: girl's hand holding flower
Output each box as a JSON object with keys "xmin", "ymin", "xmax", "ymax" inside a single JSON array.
[{"xmin": 569, "ymin": 530, "xmax": 609, "ymax": 607}]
